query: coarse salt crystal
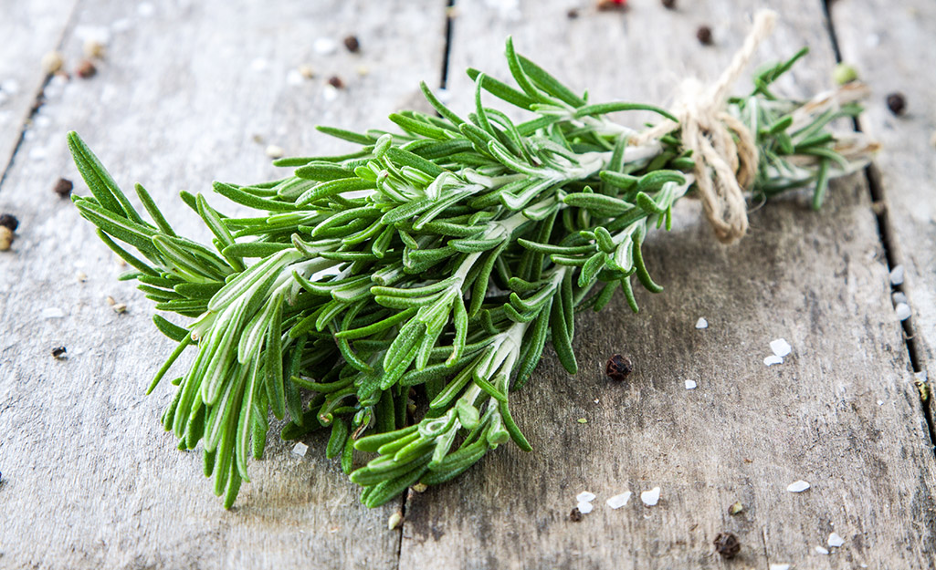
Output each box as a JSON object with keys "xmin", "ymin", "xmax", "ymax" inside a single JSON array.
[
  {"xmin": 576, "ymin": 501, "xmax": 593, "ymax": 514},
  {"xmin": 265, "ymin": 145, "xmax": 284, "ymax": 159},
  {"xmin": 292, "ymin": 442, "xmax": 308, "ymax": 457},
  {"xmin": 827, "ymin": 532, "xmax": 845, "ymax": 547},
  {"xmin": 787, "ymin": 480, "xmax": 810, "ymax": 493},
  {"xmin": 576, "ymin": 491, "xmax": 596, "ymax": 503},
  {"xmin": 111, "ymin": 18, "xmax": 132, "ymax": 33},
  {"xmin": 322, "ymin": 84, "xmax": 339, "ymax": 102},
  {"xmin": 314, "ymin": 38, "xmax": 338, "ymax": 55},
  {"xmin": 137, "ymin": 2, "xmax": 155, "ymax": 17},
  {"xmin": 685, "ymin": 380, "xmax": 697, "ymax": 390},
  {"xmin": 877, "ymin": 400, "xmax": 884, "ymax": 406},
  {"xmin": 890, "ymin": 265, "xmax": 905, "ymax": 286},
  {"xmin": 695, "ymin": 317, "xmax": 708, "ymax": 329},
  {"xmin": 764, "ymin": 355, "xmax": 783, "ymax": 366},
  {"xmin": 286, "ymin": 69, "xmax": 304, "ymax": 86},
  {"xmin": 892, "ymin": 291, "xmax": 907, "ymax": 304},
  {"xmin": 769, "ymin": 566, "xmax": 791, "ymax": 570},
  {"xmin": 2, "ymin": 79, "xmax": 21, "ymax": 94},
  {"xmin": 29, "ymin": 147, "xmax": 48, "ymax": 161},
  {"xmin": 770, "ymin": 338, "xmax": 792, "ymax": 357},
  {"xmin": 606, "ymin": 492, "xmax": 632, "ymax": 509},
  {"xmin": 640, "ymin": 487, "xmax": 660, "ymax": 506},
  {"xmin": 42, "ymin": 307, "xmax": 65, "ymax": 319},
  {"xmin": 895, "ymin": 303, "xmax": 911, "ymax": 321},
  {"xmin": 815, "ymin": 546, "xmax": 829, "ymax": 555}
]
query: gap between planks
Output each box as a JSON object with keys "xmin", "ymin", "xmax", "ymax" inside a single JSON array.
[
  {"xmin": 822, "ymin": 0, "xmax": 936, "ymax": 452},
  {"xmin": 0, "ymin": 0, "xmax": 81, "ymax": 191}
]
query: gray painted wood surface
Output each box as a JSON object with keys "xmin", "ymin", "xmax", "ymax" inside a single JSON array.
[
  {"xmin": 0, "ymin": 0, "xmax": 79, "ymax": 172},
  {"xmin": 1, "ymin": 0, "xmax": 934, "ymax": 568},
  {"xmin": 0, "ymin": 1, "xmax": 445, "ymax": 568},
  {"xmin": 830, "ymin": 0, "xmax": 935, "ymax": 414}
]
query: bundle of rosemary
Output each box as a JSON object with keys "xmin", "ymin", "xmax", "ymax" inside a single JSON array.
[{"xmin": 68, "ymin": 33, "xmax": 873, "ymax": 509}]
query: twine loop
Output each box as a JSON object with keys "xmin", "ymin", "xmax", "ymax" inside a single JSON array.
[{"xmin": 635, "ymin": 10, "xmax": 777, "ymax": 244}]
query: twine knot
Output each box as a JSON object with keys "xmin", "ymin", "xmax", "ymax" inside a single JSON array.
[{"xmin": 635, "ymin": 10, "xmax": 777, "ymax": 244}]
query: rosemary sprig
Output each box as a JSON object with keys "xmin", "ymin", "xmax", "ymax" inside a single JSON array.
[{"xmin": 68, "ymin": 40, "xmax": 870, "ymax": 509}]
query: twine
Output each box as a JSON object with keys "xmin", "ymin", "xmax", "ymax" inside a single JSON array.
[{"xmin": 634, "ymin": 10, "xmax": 777, "ymax": 244}]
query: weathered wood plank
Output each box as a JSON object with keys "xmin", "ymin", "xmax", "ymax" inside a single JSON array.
[
  {"xmin": 0, "ymin": 0, "xmax": 78, "ymax": 173},
  {"xmin": 396, "ymin": 1, "xmax": 936, "ymax": 568},
  {"xmin": 0, "ymin": 1, "xmax": 446, "ymax": 568},
  {"xmin": 830, "ymin": 0, "xmax": 935, "ymax": 404}
]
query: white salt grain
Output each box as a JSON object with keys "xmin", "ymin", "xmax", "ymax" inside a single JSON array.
[
  {"xmin": 695, "ymin": 317, "xmax": 708, "ymax": 329},
  {"xmin": 292, "ymin": 442, "xmax": 308, "ymax": 457},
  {"xmin": 137, "ymin": 2, "xmax": 155, "ymax": 17},
  {"xmin": 576, "ymin": 501, "xmax": 593, "ymax": 514},
  {"xmin": 685, "ymin": 380, "xmax": 697, "ymax": 390},
  {"xmin": 322, "ymin": 84, "xmax": 339, "ymax": 102},
  {"xmin": 890, "ymin": 265, "xmax": 905, "ymax": 286},
  {"xmin": 265, "ymin": 145, "xmax": 284, "ymax": 159},
  {"xmin": 111, "ymin": 18, "xmax": 132, "ymax": 33},
  {"xmin": 1, "ymin": 79, "xmax": 20, "ymax": 95},
  {"xmin": 787, "ymin": 480, "xmax": 810, "ymax": 493},
  {"xmin": 606, "ymin": 492, "xmax": 632, "ymax": 509},
  {"xmin": 576, "ymin": 491, "xmax": 596, "ymax": 503},
  {"xmin": 770, "ymin": 338, "xmax": 792, "ymax": 357},
  {"xmin": 42, "ymin": 307, "xmax": 65, "ymax": 319},
  {"xmin": 892, "ymin": 291, "xmax": 907, "ymax": 304},
  {"xmin": 877, "ymin": 400, "xmax": 884, "ymax": 406},
  {"xmin": 769, "ymin": 565, "xmax": 791, "ymax": 570},
  {"xmin": 815, "ymin": 546, "xmax": 830, "ymax": 555},
  {"xmin": 895, "ymin": 303, "xmax": 911, "ymax": 321},
  {"xmin": 640, "ymin": 487, "xmax": 660, "ymax": 506},
  {"xmin": 29, "ymin": 147, "xmax": 48, "ymax": 161},
  {"xmin": 314, "ymin": 38, "xmax": 338, "ymax": 55},
  {"xmin": 286, "ymin": 69, "xmax": 304, "ymax": 86},
  {"xmin": 764, "ymin": 355, "xmax": 783, "ymax": 366},
  {"xmin": 827, "ymin": 532, "xmax": 845, "ymax": 547}
]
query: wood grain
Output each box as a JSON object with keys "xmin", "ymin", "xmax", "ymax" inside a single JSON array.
[
  {"xmin": 830, "ymin": 0, "xmax": 935, "ymax": 408},
  {"xmin": 0, "ymin": 0, "xmax": 79, "ymax": 174},
  {"xmin": 396, "ymin": 1, "xmax": 936, "ymax": 568},
  {"xmin": 0, "ymin": 0, "xmax": 446, "ymax": 568},
  {"xmin": 2, "ymin": 0, "xmax": 935, "ymax": 568}
]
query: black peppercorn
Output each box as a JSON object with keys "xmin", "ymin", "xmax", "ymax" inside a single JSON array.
[
  {"xmin": 52, "ymin": 346, "xmax": 68, "ymax": 359},
  {"xmin": 76, "ymin": 59, "xmax": 97, "ymax": 79},
  {"xmin": 328, "ymin": 76, "xmax": 344, "ymax": 89},
  {"xmin": 886, "ymin": 92, "xmax": 906, "ymax": 116},
  {"xmin": 697, "ymin": 26, "xmax": 713, "ymax": 46},
  {"xmin": 567, "ymin": 8, "xmax": 580, "ymax": 18},
  {"xmin": 662, "ymin": 0, "xmax": 676, "ymax": 8},
  {"xmin": 714, "ymin": 532, "xmax": 741, "ymax": 559},
  {"xmin": 53, "ymin": 178, "xmax": 73, "ymax": 198},
  {"xmin": 569, "ymin": 507, "xmax": 583, "ymax": 522},
  {"xmin": 0, "ymin": 213, "xmax": 18, "ymax": 232},
  {"xmin": 605, "ymin": 354, "xmax": 633, "ymax": 381},
  {"xmin": 343, "ymin": 35, "xmax": 360, "ymax": 53}
]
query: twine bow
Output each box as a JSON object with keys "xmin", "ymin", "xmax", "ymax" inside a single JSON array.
[{"xmin": 634, "ymin": 10, "xmax": 777, "ymax": 244}]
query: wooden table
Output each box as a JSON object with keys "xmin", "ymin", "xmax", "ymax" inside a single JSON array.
[{"xmin": 1, "ymin": 0, "xmax": 934, "ymax": 567}]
